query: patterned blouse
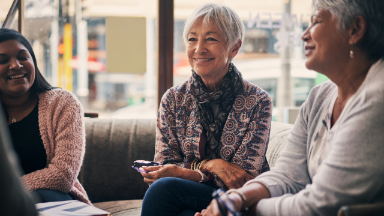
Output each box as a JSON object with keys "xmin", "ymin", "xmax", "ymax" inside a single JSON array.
[{"xmin": 155, "ymin": 77, "xmax": 272, "ymax": 186}]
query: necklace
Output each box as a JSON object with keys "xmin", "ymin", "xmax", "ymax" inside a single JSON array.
[{"xmin": 7, "ymin": 97, "xmax": 33, "ymax": 124}]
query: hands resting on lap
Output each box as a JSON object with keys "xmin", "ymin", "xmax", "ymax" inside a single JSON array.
[{"xmin": 140, "ymin": 159, "xmax": 254, "ymax": 189}]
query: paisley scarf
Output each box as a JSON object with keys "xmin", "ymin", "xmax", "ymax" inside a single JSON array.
[{"xmin": 190, "ymin": 63, "xmax": 243, "ymax": 158}]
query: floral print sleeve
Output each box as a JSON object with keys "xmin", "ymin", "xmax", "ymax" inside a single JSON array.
[
  {"xmin": 231, "ymin": 93, "xmax": 272, "ymax": 177},
  {"xmin": 154, "ymin": 89, "xmax": 186, "ymax": 167}
]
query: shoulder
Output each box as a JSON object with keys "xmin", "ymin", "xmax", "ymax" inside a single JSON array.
[
  {"xmin": 305, "ymin": 80, "xmax": 337, "ymax": 109},
  {"xmin": 359, "ymin": 59, "xmax": 384, "ymax": 104},
  {"xmin": 38, "ymin": 88, "xmax": 82, "ymax": 112},
  {"xmin": 241, "ymin": 79, "xmax": 272, "ymax": 104},
  {"xmin": 161, "ymin": 80, "xmax": 191, "ymax": 103}
]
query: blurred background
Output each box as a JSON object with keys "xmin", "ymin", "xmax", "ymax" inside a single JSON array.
[{"xmin": 0, "ymin": 0, "xmax": 329, "ymax": 121}]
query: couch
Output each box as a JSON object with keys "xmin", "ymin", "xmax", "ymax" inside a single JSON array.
[
  {"xmin": 80, "ymin": 119, "xmax": 382, "ymax": 216},
  {"xmin": 79, "ymin": 119, "xmax": 292, "ymax": 215}
]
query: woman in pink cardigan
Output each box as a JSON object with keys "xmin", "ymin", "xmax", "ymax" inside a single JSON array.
[{"xmin": 0, "ymin": 28, "xmax": 90, "ymax": 204}]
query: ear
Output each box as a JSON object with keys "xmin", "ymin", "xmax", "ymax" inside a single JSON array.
[
  {"xmin": 348, "ymin": 15, "xmax": 367, "ymax": 45},
  {"xmin": 229, "ymin": 40, "xmax": 242, "ymax": 59}
]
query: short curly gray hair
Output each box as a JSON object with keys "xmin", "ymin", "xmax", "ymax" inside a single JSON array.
[
  {"xmin": 182, "ymin": 3, "xmax": 245, "ymax": 48},
  {"xmin": 313, "ymin": 0, "xmax": 384, "ymax": 61}
]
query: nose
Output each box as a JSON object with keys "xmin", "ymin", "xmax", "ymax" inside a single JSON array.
[
  {"xmin": 195, "ymin": 39, "xmax": 207, "ymax": 54},
  {"xmin": 9, "ymin": 58, "xmax": 23, "ymax": 70},
  {"xmin": 301, "ymin": 26, "xmax": 311, "ymax": 42}
]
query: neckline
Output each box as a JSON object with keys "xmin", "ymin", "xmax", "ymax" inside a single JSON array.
[
  {"xmin": 8, "ymin": 102, "xmax": 39, "ymax": 126},
  {"xmin": 327, "ymin": 91, "xmax": 357, "ymax": 130}
]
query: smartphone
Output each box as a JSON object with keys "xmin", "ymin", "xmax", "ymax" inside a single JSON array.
[{"xmin": 132, "ymin": 160, "xmax": 162, "ymax": 173}]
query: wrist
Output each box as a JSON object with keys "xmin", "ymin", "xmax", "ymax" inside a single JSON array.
[
  {"xmin": 228, "ymin": 193, "xmax": 243, "ymax": 212},
  {"xmin": 202, "ymin": 159, "xmax": 221, "ymax": 171},
  {"xmin": 180, "ymin": 168, "xmax": 201, "ymax": 182}
]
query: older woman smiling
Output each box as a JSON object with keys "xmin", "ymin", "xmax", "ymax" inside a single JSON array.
[
  {"xmin": 140, "ymin": 3, "xmax": 272, "ymax": 216},
  {"xmin": 197, "ymin": 0, "xmax": 384, "ymax": 215}
]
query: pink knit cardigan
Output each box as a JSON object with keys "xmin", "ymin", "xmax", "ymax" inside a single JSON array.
[{"xmin": 21, "ymin": 88, "xmax": 90, "ymax": 204}]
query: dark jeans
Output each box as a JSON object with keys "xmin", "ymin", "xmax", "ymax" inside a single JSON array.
[
  {"xmin": 33, "ymin": 189, "xmax": 74, "ymax": 203},
  {"xmin": 141, "ymin": 177, "xmax": 217, "ymax": 216}
]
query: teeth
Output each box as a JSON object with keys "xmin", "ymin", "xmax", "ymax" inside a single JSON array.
[
  {"xmin": 195, "ymin": 58, "xmax": 213, "ymax": 61},
  {"xmin": 10, "ymin": 74, "xmax": 25, "ymax": 79}
]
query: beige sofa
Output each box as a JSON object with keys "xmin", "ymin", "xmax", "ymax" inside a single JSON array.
[{"xmin": 80, "ymin": 119, "xmax": 292, "ymax": 215}]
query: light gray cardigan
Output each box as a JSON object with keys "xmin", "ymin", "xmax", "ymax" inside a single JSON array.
[{"xmin": 246, "ymin": 59, "xmax": 384, "ymax": 216}]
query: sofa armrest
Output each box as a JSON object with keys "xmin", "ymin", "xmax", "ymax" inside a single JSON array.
[
  {"xmin": 266, "ymin": 121, "xmax": 293, "ymax": 167},
  {"xmin": 338, "ymin": 202, "xmax": 384, "ymax": 216}
]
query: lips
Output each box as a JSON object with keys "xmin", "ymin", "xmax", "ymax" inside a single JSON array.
[
  {"xmin": 194, "ymin": 58, "xmax": 214, "ymax": 61},
  {"xmin": 305, "ymin": 45, "xmax": 315, "ymax": 56},
  {"xmin": 7, "ymin": 73, "xmax": 27, "ymax": 80}
]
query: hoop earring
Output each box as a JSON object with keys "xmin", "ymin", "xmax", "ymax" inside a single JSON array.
[{"xmin": 350, "ymin": 44, "xmax": 354, "ymax": 58}]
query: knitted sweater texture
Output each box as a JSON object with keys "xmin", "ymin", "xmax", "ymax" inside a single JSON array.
[{"xmin": 21, "ymin": 89, "xmax": 90, "ymax": 204}]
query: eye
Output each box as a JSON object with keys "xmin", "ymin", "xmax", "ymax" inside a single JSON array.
[
  {"xmin": 207, "ymin": 37, "xmax": 218, "ymax": 41},
  {"xmin": 18, "ymin": 56, "xmax": 29, "ymax": 61},
  {"xmin": 0, "ymin": 59, "xmax": 9, "ymax": 64},
  {"xmin": 188, "ymin": 37, "xmax": 196, "ymax": 42},
  {"xmin": 311, "ymin": 19, "xmax": 321, "ymax": 26}
]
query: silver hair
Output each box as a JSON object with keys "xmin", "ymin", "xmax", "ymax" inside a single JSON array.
[
  {"xmin": 182, "ymin": 3, "xmax": 245, "ymax": 48},
  {"xmin": 313, "ymin": 0, "xmax": 384, "ymax": 60}
]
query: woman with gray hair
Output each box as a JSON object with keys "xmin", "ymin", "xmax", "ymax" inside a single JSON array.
[
  {"xmin": 197, "ymin": 0, "xmax": 384, "ymax": 215},
  {"xmin": 140, "ymin": 3, "xmax": 272, "ymax": 216}
]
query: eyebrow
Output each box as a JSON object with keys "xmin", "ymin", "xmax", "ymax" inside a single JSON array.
[
  {"xmin": 0, "ymin": 49, "xmax": 29, "ymax": 56},
  {"xmin": 310, "ymin": 15, "xmax": 319, "ymax": 23},
  {"xmin": 18, "ymin": 49, "xmax": 29, "ymax": 54},
  {"xmin": 188, "ymin": 31, "xmax": 219, "ymax": 36}
]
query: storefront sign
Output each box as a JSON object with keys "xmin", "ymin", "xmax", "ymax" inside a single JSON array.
[{"xmin": 248, "ymin": 12, "xmax": 307, "ymax": 52}]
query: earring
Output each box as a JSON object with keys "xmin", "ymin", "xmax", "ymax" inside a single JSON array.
[{"xmin": 350, "ymin": 45, "xmax": 354, "ymax": 58}]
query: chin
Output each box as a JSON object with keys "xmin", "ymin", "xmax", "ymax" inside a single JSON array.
[
  {"xmin": 8, "ymin": 87, "xmax": 31, "ymax": 96},
  {"xmin": 304, "ymin": 59, "xmax": 317, "ymax": 71}
]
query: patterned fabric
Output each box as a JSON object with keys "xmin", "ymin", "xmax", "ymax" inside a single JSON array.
[
  {"xmin": 190, "ymin": 64, "xmax": 243, "ymax": 158},
  {"xmin": 155, "ymin": 65, "xmax": 273, "ymax": 188}
]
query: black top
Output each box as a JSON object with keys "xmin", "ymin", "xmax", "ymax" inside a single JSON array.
[{"xmin": 8, "ymin": 103, "xmax": 47, "ymax": 175}]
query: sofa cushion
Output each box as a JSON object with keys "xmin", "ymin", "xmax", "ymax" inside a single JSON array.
[
  {"xmin": 267, "ymin": 121, "xmax": 293, "ymax": 167},
  {"xmin": 80, "ymin": 119, "xmax": 157, "ymax": 203}
]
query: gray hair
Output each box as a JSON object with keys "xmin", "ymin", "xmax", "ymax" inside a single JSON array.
[
  {"xmin": 182, "ymin": 3, "xmax": 245, "ymax": 48},
  {"xmin": 313, "ymin": 0, "xmax": 384, "ymax": 61}
]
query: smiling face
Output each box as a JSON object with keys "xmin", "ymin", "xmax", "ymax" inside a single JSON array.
[
  {"xmin": 0, "ymin": 40, "xmax": 35, "ymax": 98},
  {"xmin": 186, "ymin": 17, "xmax": 239, "ymax": 80},
  {"xmin": 302, "ymin": 9, "xmax": 350, "ymax": 74}
]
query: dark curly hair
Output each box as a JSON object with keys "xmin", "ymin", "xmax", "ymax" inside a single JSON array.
[{"xmin": 0, "ymin": 28, "xmax": 53, "ymax": 95}]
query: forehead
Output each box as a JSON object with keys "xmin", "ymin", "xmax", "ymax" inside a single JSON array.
[
  {"xmin": 311, "ymin": 8, "xmax": 332, "ymax": 20},
  {"xmin": 188, "ymin": 17, "xmax": 223, "ymax": 35},
  {"xmin": 0, "ymin": 39, "xmax": 28, "ymax": 53}
]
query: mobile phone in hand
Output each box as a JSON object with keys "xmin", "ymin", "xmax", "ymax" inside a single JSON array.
[{"xmin": 132, "ymin": 160, "xmax": 162, "ymax": 173}]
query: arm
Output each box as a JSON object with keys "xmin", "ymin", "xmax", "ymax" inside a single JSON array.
[
  {"xmin": 252, "ymin": 101, "xmax": 384, "ymax": 216},
  {"xmin": 143, "ymin": 89, "xmax": 202, "ymax": 183},
  {"xmin": 231, "ymin": 93, "xmax": 272, "ymax": 177},
  {"xmin": 21, "ymin": 92, "xmax": 85, "ymax": 193},
  {"xmin": 154, "ymin": 89, "xmax": 186, "ymax": 167},
  {"xmin": 199, "ymin": 93, "xmax": 273, "ymax": 189}
]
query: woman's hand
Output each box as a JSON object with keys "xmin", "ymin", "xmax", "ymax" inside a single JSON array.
[
  {"xmin": 196, "ymin": 183, "xmax": 270, "ymax": 216},
  {"xmin": 141, "ymin": 164, "xmax": 201, "ymax": 185},
  {"xmin": 194, "ymin": 193, "xmax": 243, "ymax": 216},
  {"xmin": 203, "ymin": 159, "xmax": 254, "ymax": 189}
]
